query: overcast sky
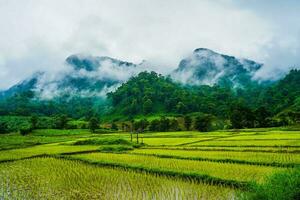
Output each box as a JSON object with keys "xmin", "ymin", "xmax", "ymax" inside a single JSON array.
[{"xmin": 0, "ymin": 0, "xmax": 299, "ymax": 89}]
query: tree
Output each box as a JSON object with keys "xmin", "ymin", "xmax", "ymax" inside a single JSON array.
[
  {"xmin": 121, "ymin": 122, "xmax": 130, "ymax": 132},
  {"xmin": 143, "ymin": 99, "xmax": 153, "ymax": 114},
  {"xmin": 184, "ymin": 115, "xmax": 192, "ymax": 131},
  {"xmin": 159, "ymin": 116, "xmax": 170, "ymax": 132},
  {"xmin": 149, "ymin": 119, "xmax": 160, "ymax": 131},
  {"xmin": 170, "ymin": 119, "xmax": 180, "ymax": 131},
  {"xmin": 89, "ymin": 117, "xmax": 99, "ymax": 133},
  {"xmin": 129, "ymin": 117, "xmax": 134, "ymax": 142},
  {"xmin": 111, "ymin": 123, "xmax": 118, "ymax": 131},
  {"xmin": 19, "ymin": 125, "xmax": 32, "ymax": 136},
  {"xmin": 230, "ymin": 103, "xmax": 255, "ymax": 129},
  {"xmin": 176, "ymin": 102, "xmax": 187, "ymax": 114},
  {"xmin": 55, "ymin": 114, "xmax": 69, "ymax": 129},
  {"xmin": 133, "ymin": 119, "xmax": 149, "ymax": 143},
  {"xmin": 133, "ymin": 119, "xmax": 149, "ymax": 132},
  {"xmin": 0, "ymin": 122, "xmax": 8, "ymax": 134},
  {"xmin": 30, "ymin": 115, "xmax": 38, "ymax": 130},
  {"xmin": 194, "ymin": 114, "xmax": 213, "ymax": 132},
  {"xmin": 129, "ymin": 99, "xmax": 139, "ymax": 115},
  {"xmin": 139, "ymin": 119, "xmax": 149, "ymax": 132},
  {"xmin": 254, "ymin": 106, "xmax": 271, "ymax": 127}
]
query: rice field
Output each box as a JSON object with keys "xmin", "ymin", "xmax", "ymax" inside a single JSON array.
[
  {"xmin": 0, "ymin": 158, "xmax": 235, "ymax": 200},
  {"xmin": 0, "ymin": 144, "xmax": 99, "ymax": 162},
  {"xmin": 188, "ymin": 139, "xmax": 300, "ymax": 147},
  {"xmin": 141, "ymin": 137, "xmax": 211, "ymax": 146},
  {"xmin": 145, "ymin": 146, "xmax": 300, "ymax": 153},
  {"xmin": 0, "ymin": 128, "xmax": 299, "ymax": 199},
  {"xmin": 70, "ymin": 152, "xmax": 283, "ymax": 183},
  {"xmin": 131, "ymin": 149, "xmax": 300, "ymax": 166}
]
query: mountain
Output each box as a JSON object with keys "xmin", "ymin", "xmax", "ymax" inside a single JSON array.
[
  {"xmin": 108, "ymin": 71, "xmax": 236, "ymax": 117},
  {"xmin": 0, "ymin": 50, "xmax": 299, "ymax": 125},
  {"xmin": 0, "ymin": 48, "xmax": 267, "ymax": 100},
  {"xmin": 0, "ymin": 72, "xmax": 41, "ymax": 99},
  {"xmin": 108, "ymin": 69, "xmax": 300, "ymax": 126},
  {"xmin": 260, "ymin": 69, "xmax": 300, "ymax": 114},
  {"xmin": 0, "ymin": 54, "xmax": 138, "ymax": 99},
  {"xmin": 0, "ymin": 48, "xmax": 266, "ymax": 100},
  {"xmin": 36, "ymin": 54, "xmax": 138, "ymax": 99},
  {"xmin": 171, "ymin": 48, "xmax": 262, "ymax": 88},
  {"xmin": 66, "ymin": 54, "xmax": 136, "ymax": 72}
]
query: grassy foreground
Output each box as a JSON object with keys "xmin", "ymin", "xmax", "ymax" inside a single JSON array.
[
  {"xmin": 0, "ymin": 158, "xmax": 236, "ymax": 200},
  {"xmin": 0, "ymin": 128, "xmax": 299, "ymax": 199}
]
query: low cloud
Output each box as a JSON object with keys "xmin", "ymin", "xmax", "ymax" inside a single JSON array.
[
  {"xmin": 32, "ymin": 55, "xmax": 149, "ymax": 99},
  {"xmin": 0, "ymin": 0, "xmax": 299, "ymax": 89}
]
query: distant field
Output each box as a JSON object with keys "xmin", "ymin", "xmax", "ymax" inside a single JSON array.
[
  {"xmin": 132, "ymin": 149, "xmax": 300, "ymax": 166},
  {"xmin": 0, "ymin": 128, "xmax": 299, "ymax": 199}
]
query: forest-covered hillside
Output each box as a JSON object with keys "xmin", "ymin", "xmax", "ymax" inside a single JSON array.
[{"xmin": 0, "ymin": 49, "xmax": 299, "ymax": 130}]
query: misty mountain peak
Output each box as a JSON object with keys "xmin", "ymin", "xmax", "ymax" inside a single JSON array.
[
  {"xmin": 66, "ymin": 54, "xmax": 136, "ymax": 72},
  {"xmin": 172, "ymin": 48, "xmax": 262, "ymax": 88},
  {"xmin": 193, "ymin": 48, "xmax": 218, "ymax": 55}
]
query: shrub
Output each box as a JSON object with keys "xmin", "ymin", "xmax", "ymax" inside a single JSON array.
[
  {"xmin": 19, "ymin": 126, "xmax": 32, "ymax": 136},
  {"xmin": 54, "ymin": 114, "xmax": 69, "ymax": 129},
  {"xmin": 111, "ymin": 122, "xmax": 118, "ymax": 131},
  {"xmin": 243, "ymin": 168, "xmax": 300, "ymax": 200},
  {"xmin": 89, "ymin": 117, "xmax": 99, "ymax": 133},
  {"xmin": 30, "ymin": 115, "xmax": 38, "ymax": 129},
  {"xmin": 184, "ymin": 115, "xmax": 192, "ymax": 131},
  {"xmin": 0, "ymin": 121, "xmax": 8, "ymax": 134},
  {"xmin": 98, "ymin": 145, "xmax": 134, "ymax": 152},
  {"xmin": 194, "ymin": 114, "xmax": 214, "ymax": 132},
  {"xmin": 73, "ymin": 138, "xmax": 132, "ymax": 146}
]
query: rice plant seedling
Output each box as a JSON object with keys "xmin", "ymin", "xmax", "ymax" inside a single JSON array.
[
  {"xmin": 188, "ymin": 139, "xmax": 300, "ymax": 147},
  {"xmin": 0, "ymin": 129, "xmax": 298, "ymax": 199},
  {"xmin": 70, "ymin": 152, "xmax": 283, "ymax": 183},
  {"xmin": 31, "ymin": 129, "xmax": 92, "ymax": 136},
  {"xmin": 142, "ymin": 137, "xmax": 211, "ymax": 146},
  {"xmin": 0, "ymin": 157, "xmax": 236, "ymax": 200},
  {"xmin": 131, "ymin": 149, "xmax": 300, "ymax": 166},
  {"xmin": 218, "ymin": 133, "xmax": 300, "ymax": 140},
  {"xmin": 0, "ymin": 144, "xmax": 99, "ymax": 162},
  {"xmin": 141, "ymin": 131, "xmax": 226, "ymax": 138},
  {"xmin": 145, "ymin": 146, "xmax": 300, "ymax": 153}
]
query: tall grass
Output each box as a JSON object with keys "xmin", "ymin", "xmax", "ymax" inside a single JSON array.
[{"xmin": 0, "ymin": 157, "xmax": 236, "ymax": 200}]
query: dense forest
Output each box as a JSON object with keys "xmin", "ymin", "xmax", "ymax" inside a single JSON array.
[
  {"xmin": 109, "ymin": 70, "xmax": 300, "ymax": 125},
  {"xmin": 0, "ymin": 69, "xmax": 299, "ymax": 133}
]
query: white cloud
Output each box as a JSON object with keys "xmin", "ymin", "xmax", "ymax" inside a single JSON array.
[
  {"xmin": 0, "ymin": 0, "xmax": 299, "ymax": 89},
  {"xmin": 32, "ymin": 56, "xmax": 149, "ymax": 99}
]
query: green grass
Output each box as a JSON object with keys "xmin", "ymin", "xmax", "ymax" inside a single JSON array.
[
  {"xmin": 241, "ymin": 168, "xmax": 300, "ymax": 200},
  {"xmin": 0, "ymin": 157, "xmax": 236, "ymax": 200}
]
